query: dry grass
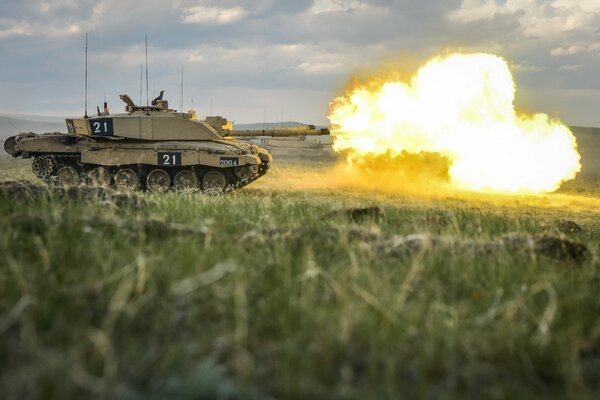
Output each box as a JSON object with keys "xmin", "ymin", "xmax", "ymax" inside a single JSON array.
[{"xmin": 1, "ymin": 156, "xmax": 600, "ymax": 399}]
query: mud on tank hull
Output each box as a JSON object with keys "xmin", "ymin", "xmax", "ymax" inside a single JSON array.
[{"xmin": 5, "ymin": 132, "xmax": 271, "ymax": 193}]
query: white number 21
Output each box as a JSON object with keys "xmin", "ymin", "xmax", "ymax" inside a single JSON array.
[
  {"xmin": 162, "ymin": 154, "xmax": 176, "ymax": 165},
  {"xmin": 93, "ymin": 122, "xmax": 108, "ymax": 133}
]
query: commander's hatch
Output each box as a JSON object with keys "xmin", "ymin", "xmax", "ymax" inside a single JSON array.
[
  {"xmin": 120, "ymin": 94, "xmax": 135, "ymax": 109},
  {"xmin": 120, "ymin": 90, "xmax": 171, "ymax": 113}
]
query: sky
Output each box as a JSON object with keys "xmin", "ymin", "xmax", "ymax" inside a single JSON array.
[{"xmin": 0, "ymin": 0, "xmax": 599, "ymax": 126}]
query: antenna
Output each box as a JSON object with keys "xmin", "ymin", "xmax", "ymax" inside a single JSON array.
[
  {"xmin": 145, "ymin": 34, "xmax": 149, "ymax": 106},
  {"xmin": 2, "ymin": 116, "xmax": 21, "ymax": 133},
  {"xmin": 210, "ymin": 97, "xmax": 213, "ymax": 115},
  {"xmin": 84, "ymin": 33, "xmax": 88, "ymax": 119},
  {"xmin": 139, "ymin": 64, "xmax": 143, "ymax": 105},
  {"xmin": 180, "ymin": 65, "xmax": 184, "ymax": 112}
]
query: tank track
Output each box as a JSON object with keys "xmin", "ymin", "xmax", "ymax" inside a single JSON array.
[{"xmin": 30, "ymin": 154, "xmax": 269, "ymax": 194}]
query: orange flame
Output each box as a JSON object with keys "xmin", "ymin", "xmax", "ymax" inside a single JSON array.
[{"xmin": 328, "ymin": 53, "xmax": 581, "ymax": 194}]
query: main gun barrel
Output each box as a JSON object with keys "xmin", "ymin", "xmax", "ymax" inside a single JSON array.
[{"xmin": 226, "ymin": 128, "xmax": 330, "ymax": 137}]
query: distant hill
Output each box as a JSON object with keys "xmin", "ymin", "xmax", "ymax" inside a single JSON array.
[
  {"xmin": 0, "ymin": 115, "xmax": 67, "ymax": 154},
  {"xmin": 0, "ymin": 115, "xmax": 66, "ymax": 138},
  {"xmin": 570, "ymin": 126, "xmax": 600, "ymax": 136},
  {"xmin": 570, "ymin": 126, "xmax": 600, "ymax": 177}
]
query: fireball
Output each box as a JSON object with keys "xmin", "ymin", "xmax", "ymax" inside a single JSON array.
[{"xmin": 329, "ymin": 53, "xmax": 581, "ymax": 194}]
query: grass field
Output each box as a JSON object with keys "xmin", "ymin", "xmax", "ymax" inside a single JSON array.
[{"xmin": 2, "ymin": 156, "xmax": 600, "ymax": 399}]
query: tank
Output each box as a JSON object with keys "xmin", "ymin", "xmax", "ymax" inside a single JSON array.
[{"xmin": 3, "ymin": 91, "xmax": 272, "ymax": 193}]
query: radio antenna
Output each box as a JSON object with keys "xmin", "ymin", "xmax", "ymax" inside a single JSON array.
[
  {"xmin": 145, "ymin": 34, "xmax": 149, "ymax": 106},
  {"xmin": 180, "ymin": 65, "xmax": 184, "ymax": 112},
  {"xmin": 84, "ymin": 33, "xmax": 88, "ymax": 119},
  {"xmin": 139, "ymin": 64, "xmax": 143, "ymax": 105},
  {"xmin": 2, "ymin": 116, "xmax": 21, "ymax": 133}
]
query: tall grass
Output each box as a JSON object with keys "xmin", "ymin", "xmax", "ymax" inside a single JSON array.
[{"xmin": 1, "ymin": 159, "xmax": 600, "ymax": 399}]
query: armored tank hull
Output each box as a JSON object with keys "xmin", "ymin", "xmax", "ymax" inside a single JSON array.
[{"xmin": 4, "ymin": 93, "xmax": 272, "ymax": 193}]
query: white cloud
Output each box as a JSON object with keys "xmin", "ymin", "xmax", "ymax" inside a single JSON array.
[
  {"xmin": 551, "ymin": 43, "xmax": 600, "ymax": 57},
  {"xmin": 0, "ymin": 8, "xmax": 90, "ymax": 40},
  {"xmin": 449, "ymin": 0, "xmax": 600, "ymax": 38},
  {"xmin": 449, "ymin": 0, "xmax": 600, "ymax": 64},
  {"xmin": 552, "ymin": 0, "xmax": 600, "ymax": 13},
  {"xmin": 559, "ymin": 64, "xmax": 583, "ymax": 71},
  {"xmin": 298, "ymin": 61, "xmax": 343, "ymax": 74},
  {"xmin": 0, "ymin": 20, "xmax": 32, "ymax": 39},
  {"xmin": 551, "ymin": 46, "xmax": 586, "ymax": 57},
  {"xmin": 203, "ymin": 43, "xmax": 353, "ymax": 75},
  {"xmin": 512, "ymin": 63, "xmax": 545, "ymax": 72},
  {"xmin": 181, "ymin": 5, "xmax": 247, "ymax": 25},
  {"xmin": 311, "ymin": 0, "xmax": 384, "ymax": 15},
  {"xmin": 447, "ymin": 0, "xmax": 502, "ymax": 22}
]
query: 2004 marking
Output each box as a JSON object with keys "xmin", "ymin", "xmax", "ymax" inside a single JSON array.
[{"xmin": 219, "ymin": 157, "xmax": 238, "ymax": 166}]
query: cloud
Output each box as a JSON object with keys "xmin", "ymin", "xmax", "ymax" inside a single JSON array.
[
  {"xmin": 0, "ymin": 6, "xmax": 89, "ymax": 40},
  {"xmin": 551, "ymin": 46, "xmax": 587, "ymax": 57},
  {"xmin": 559, "ymin": 64, "xmax": 583, "ymax": 71},
  {"xmin": 298, "ymin": 61, "xmax": 343, "ymax": 74},
  {"xmin": 310, "ymin": 0, "xmax": 385, "ymax": 15},
  {"xmin": 447, "ymin": 0, "xmax": 504, "ymax": 23},
  {"xmin": 181, "ymin": 5, "xmax": 248, "ymax": 25},
  {"xmin": 512, "ymin": 63, "xmax": 545, "ymax": 73},
  {"xmin": 0, "ymin": 20, "xmax": 31, "ymax": 39},
  {"xmin": 0, "ymin": 0, "xmax": 599, "ymax": 126},
  {"xmin": 449, "ymin": 0, "xmax": 600, "ymax": 38},
  {"xmin": 551, "ymin": 43, "xmax": 600, "ymax": 57}
]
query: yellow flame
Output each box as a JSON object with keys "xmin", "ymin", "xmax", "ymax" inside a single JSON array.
[{"xmin": 329, "ymin": 53, "xmax": 581, "ymax": 194}]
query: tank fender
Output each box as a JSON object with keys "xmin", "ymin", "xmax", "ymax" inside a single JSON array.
[
  {"xmin": 3, "ymin": 135, "xmax": 21, "ymax": 157},
  {"xmin": 258, "ymin": 151, "xmax": 272, "ymax": 163}
]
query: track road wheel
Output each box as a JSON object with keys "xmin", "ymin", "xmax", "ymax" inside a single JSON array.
[
  {"xmin": 174, "ymin": 170, "xmax": 197, "ymax": 191},
  {"xmin": 202, "ymin": 170, "xmax": 227, "ymax": 194},
  {"xmin": 146, "ymin": 169, "xmax": 171, "ymax": 193},
  {"xmin": 57, "ymin": 166, "xmax": 81, "ymax": 186},
  {"xmin": 114, "ymin": 168, "xmax": 140, "ymax": 192},
  {"xmin": 87, "ymin": 167, "xmax": 111, "ymax": 187},
  {"xmin": 32, "ymin": 156, "xmax": 57, "ymax": 180}
]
